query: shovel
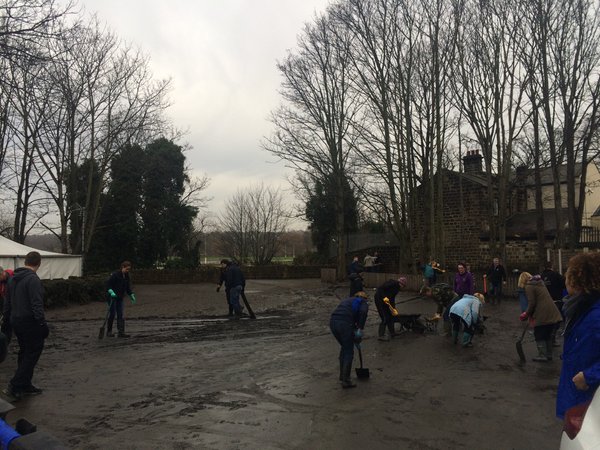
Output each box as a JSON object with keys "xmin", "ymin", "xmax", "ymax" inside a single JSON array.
[
  {"xmin": 98, "ymin": 299, "xmax": 114, "ymax": 339},
  {"xmin": 516, "ymin": 322, "xmax": 529, "ymax": 363},
  {"xmin": 355, "ymin": 344, "xmax": 370, "ymax": 379},
  {"xmin": 240, "ymin": 290, "xmax": 256, "ymax": 319}
]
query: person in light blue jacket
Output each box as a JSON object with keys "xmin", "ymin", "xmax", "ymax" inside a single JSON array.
[
  {"xmin": 556, "ymin": 253, "xmax": 600, "ymax": 419},
  {"xmin": 449, "ymin": 293, "xmax": 485, "ymax": 347}
]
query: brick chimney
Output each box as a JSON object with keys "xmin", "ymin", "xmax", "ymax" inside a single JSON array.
[{"xmin": 463, "ymin": 150, "xmax": 483, "ymax": 174}]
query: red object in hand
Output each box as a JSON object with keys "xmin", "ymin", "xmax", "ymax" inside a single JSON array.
[{"xmin": 519, "ymin": 312, "xmax": 528, "ymax": 321}]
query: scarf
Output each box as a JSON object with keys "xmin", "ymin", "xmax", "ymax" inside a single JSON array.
[{"xmin": 563, "ymin": 291, "xmax": 600, "ymax": 336}]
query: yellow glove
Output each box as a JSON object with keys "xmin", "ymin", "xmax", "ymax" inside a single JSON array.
[{"xmin": 383, "ymin": 297, "xmax": 399, "ymax": 316}]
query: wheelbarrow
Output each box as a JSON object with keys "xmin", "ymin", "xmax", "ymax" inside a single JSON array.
[{"xmin": 393, "ymin": 314, "xmax": 427, "ymax": 334}]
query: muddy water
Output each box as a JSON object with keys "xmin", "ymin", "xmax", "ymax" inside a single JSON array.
[{"xmin": 0, "ymin": 280, "xmax": 562, "ymax": 449}]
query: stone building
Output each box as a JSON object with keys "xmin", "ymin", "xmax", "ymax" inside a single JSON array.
[{"xmin": 410, "ymin": 151, "xmax": 600, "ymax": 274}]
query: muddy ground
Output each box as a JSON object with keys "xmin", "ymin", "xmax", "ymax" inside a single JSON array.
[{"xmin": 0, "ymin": 279, "xmax": 563, "ymax": 449}]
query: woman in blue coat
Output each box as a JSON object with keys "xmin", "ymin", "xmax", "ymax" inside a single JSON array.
[
  {"xmin": 556, "ymin": 252, "xmax": 600, "ymax": 419},
  {"xmin": 330, "ymin": 291, "xmax": 369, "ymax": 388}
]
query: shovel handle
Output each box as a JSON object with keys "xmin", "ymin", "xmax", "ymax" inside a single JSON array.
[{"xmin": 356, "ymin": 345, "xmax": 364, "ymax": 369}]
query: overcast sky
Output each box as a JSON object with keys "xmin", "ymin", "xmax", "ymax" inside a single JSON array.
[{"xmin": 79, "ymin": 0, "xmax": 331, "ymax": 229}]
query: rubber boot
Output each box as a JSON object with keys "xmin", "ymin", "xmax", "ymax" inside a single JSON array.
[
  {"xmin": 532, "ymin": 341, "xmax": 549, "ymax": 362},
  {"xmin": 339, "ymin": 356, "xmax": 344, "ymax": 381},
  {"xmin": 545, "ymin": 340, "xmax": 553, "ymax": 361},
  {"xmin": 443, "ymin": 321, "xmax": 452, "ymax": 337},
  {"xmin": 117, "ymin": 319, "xmax": 130, "ymax": 338},
  {"xmin": 378, "ymin": 323, "xmax": 388, "ymax": 341},
  {"xmin": 106, "ymin": 319, "xmax": 114, "ymax": 337},
  {"xmin": 341, "ymin": 363, "xmax": 356, "ymax": 389},
  {"xmin": 452, "ymin": 328, "xmax": 459, "ymax": 345},
  {"xmin": 462, "ymin": 332, "xmax": 473, "ymax": 348}
]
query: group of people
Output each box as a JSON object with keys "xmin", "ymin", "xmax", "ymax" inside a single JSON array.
[
  {"xmin": 0, "ymin": 255, "xmax": 137, "ymax": 400},
  {"xmin": 330, "ymin": 252, "xmax": 600, "ymax": 425}
]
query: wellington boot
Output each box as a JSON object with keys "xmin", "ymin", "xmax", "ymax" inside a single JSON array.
[
  {"xmin": 339, "ymin": 359, "xmax": 344, "ymax": 381},
  {"xmin": 532, "ymin": 341, "xmax": 549, "ymax": 362},
  {"xmin": 443, "ymin": 321, "xmax": 452, "ymax": 337},
  {"xmin": 117, "ymin": 319, "xmax": 130, "ymax": 338},
  {"xmin": 341, "ymin": 363, "xmax": 356, "ymax": 389},
  {"xmin": 462, "ymin": 332, "xmax": 473, "ymax": 348},
  {"xmin": 545, "ymin": 340, "xmax": 554, "ymax": 361},
  {"xmin": 378, "ymin": 323, "xmax": 387, "ymax": 338},
  {"xmin": 452, "ymin": 329, "xmax": 459, "ymax": 345}
]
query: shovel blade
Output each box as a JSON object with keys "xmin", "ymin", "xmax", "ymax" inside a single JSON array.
[
  {"xmin": 355, "ymin": 368, "xmax": 370, "ymax": 379},
  {"xmin": 516, "ymin": 340, "xmax": 526, "ymax": 363}
]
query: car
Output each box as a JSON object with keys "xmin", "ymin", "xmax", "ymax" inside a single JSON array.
[{"xmin": 561, "ymin": 388, "xmax": 600, "ymax": 449}]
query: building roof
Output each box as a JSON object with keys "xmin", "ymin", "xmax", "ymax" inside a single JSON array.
[
  {"xmin": 515, "ymin": 163, "xmax": 583, "ymax": 186},
  {"xmin": 481, "ymin": 208, "xmax": 571, "ymax": 240}
]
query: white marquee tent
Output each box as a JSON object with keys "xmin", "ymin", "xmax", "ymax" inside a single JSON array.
[{"xmin": 0, "ymin": 236, "xmax": 82, "ymax": 280}]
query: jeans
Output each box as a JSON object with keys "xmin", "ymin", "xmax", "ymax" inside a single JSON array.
[
  {"xmin": 229, "ymin": 285, "xmax": 243, "ymax": 314},
  {"xmin": 10, "ymin": 319, "xmax": 46, "ymax": 391},
  {"xmin": 518, "ymin": 290, "xmax": 528, "ymax": 313},
  {"xmin": 490, "ymin": 283, "xmax": 503, "ymax": 300},
  {"xmin": 450, "ymin": 313, "xmax": 475, "ymax": 335},
  {"xmin": 107, "ymin": 298, "xmax": 124, "ymax": 330},
  {"xmin": 330, "ymin": 319, "xmax": 355, "ymax": 367}
]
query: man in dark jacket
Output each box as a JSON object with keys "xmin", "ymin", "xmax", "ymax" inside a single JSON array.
[
  {"xmin": 374, "ymin": 277, "xmax": 407, "ymax": 341},
  {"xmin": 348, "ymin": 272, "xmax": 364, "ymax": 297},
  {"xmin": 216, "ymin": 266, "xmax": 233, "ymax": 316},
  {"xmin": 221, "ymin": 259, "xmax": 245, "ymax": 318},
  {"xmin": 484, "ymin": 258, "xmax": 507, "ymax": 305},
  {"xmin": 3, "ymin": 252, "xmax": 47, "ymax": 399},
  {"xmin": 330, "ymin": 291, "xmax": 369, "ymax": 388},
  {"xmin": 106, "ymin": 261, "xmax": 136, "ymax": 338},
  {"xmin": 541, "ymin": 261, "xmax": 566, "ymax": 302}
]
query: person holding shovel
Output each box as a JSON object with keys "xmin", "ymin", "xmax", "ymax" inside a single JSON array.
[
  {"xmin": 374, "ymin": 277, "xmax": 407, "ymax": 341},
  {"xmin": 521, "ymin": 275, "xmax": 563, "ymax": 362},
  {"xmin": 216, "ymin": 265, "xmax": 233, "ymax": 316},
  {"xmin": 106, "ymin": 261, "xmax": 136, "ymax": 338},
  {"xmin": 220, "ymin": 259, "xmax": 245, "ymax": 319},
  {"xmin": 420, "ymin": 283, "xmax": 459, "ymax": 336},
  {"xmin": 330, "ymin": 291, "xmax": 369, "ymax": 388}
]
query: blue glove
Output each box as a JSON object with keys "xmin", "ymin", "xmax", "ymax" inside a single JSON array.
[
  {"xmin": 108, "ymin": 289, "xmax": 117, "ymax": 298},
  {"xmin": 130, "ymin": 293, "xmax": 136, "ymax": 304},
  {"xmin": 354, "ymin": 329, "xmax": 363, "ymax": 343}
]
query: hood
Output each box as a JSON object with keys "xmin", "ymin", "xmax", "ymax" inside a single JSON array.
[
  {"xmin": 12, "ymin": 267, "xmax": 37, "ymax": 283},
  {"xmin": 526, "ymin": 276, "xmax": 544, "ymax": 287}
]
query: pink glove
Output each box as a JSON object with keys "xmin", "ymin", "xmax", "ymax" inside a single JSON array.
[{"xmin": 519, "ymin": 312, "xmax": 528, "ymax": 322}]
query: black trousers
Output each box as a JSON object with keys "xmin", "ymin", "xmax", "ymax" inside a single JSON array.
[
  {"xmin": 10, "ymin": 319, "xmax": 46, "ymax": 391},
  {"xmin": 374, "ymin": 295, "xmax": 395, "ymax": 336}
]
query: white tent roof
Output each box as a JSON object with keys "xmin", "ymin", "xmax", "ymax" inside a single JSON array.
[{"xmin": 0, "ymin": 236, "xmax": 82, "ymax": 280}]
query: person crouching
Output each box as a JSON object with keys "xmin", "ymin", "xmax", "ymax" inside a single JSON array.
[
  {"xmin": 449, "ymin": 293, "xmax": 485, "ymax": 347},
  {"xmin": 330, "ymin": 291, "xmax": 369, "ymax": 388}
]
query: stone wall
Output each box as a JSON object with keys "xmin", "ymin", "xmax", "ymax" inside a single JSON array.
[{"xmin": 131, "ymin": 265, "xmax": 322, "ymax": 285}]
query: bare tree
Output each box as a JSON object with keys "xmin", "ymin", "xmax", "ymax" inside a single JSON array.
[
  {"xmin": 451, "ymin": 0, "xmax": 529, "ymax": 258},
  {"xmin": 264, "ymin": 8, "xmax": 360, "ymax": 278},
  {"xmin": 218, "ymin": 184, "xmax": 290, "ymax": 265}
]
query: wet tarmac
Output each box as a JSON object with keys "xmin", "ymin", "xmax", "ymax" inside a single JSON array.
[{"xmin": 0, "ymin": 279, "xmax": 563, "ymax": 449}]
